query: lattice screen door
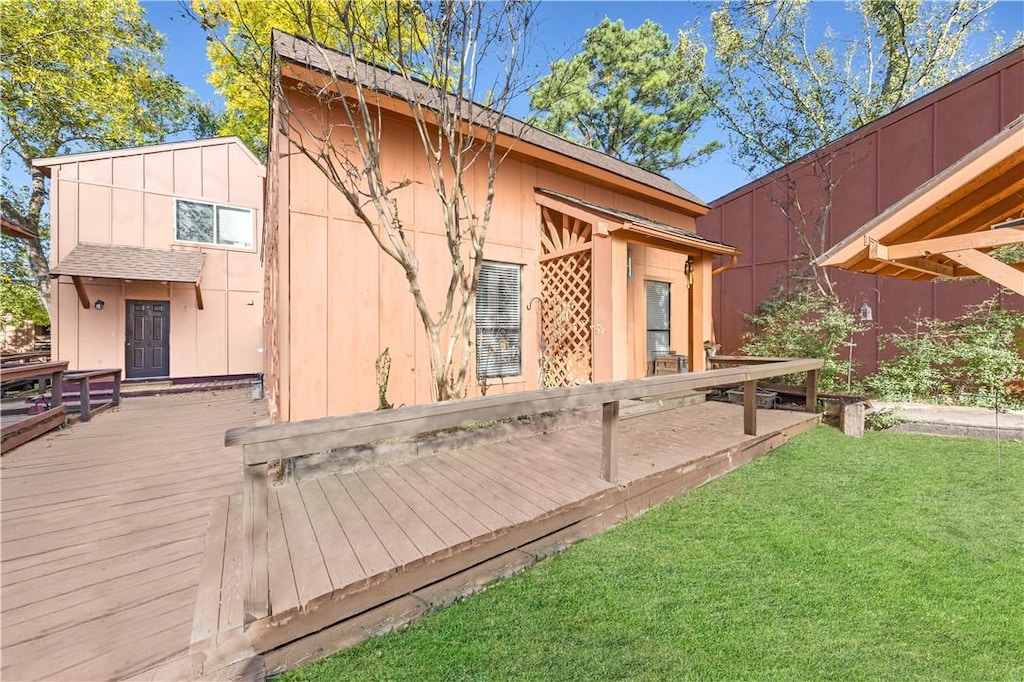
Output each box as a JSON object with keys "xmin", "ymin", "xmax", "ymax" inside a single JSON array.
[{"xmin": 538, "ymin": 207, "xmax": 593, "ymax": 387}]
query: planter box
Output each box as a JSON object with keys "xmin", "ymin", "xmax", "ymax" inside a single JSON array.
[{"xmin": 726, "ymin": 388, "xmax": 777, "ymax": 409}]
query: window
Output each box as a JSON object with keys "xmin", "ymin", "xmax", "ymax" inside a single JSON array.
[
  {"xmin": 646, "ymin": 280, "xmax": 671, "ymax": 366},
  {"xmin": 175, "ymin": 200, "xmax": 253, "ymax": 249},
  {"xmin": 476, "ymin": 261, "xmax": 521, "ymax": 379}
]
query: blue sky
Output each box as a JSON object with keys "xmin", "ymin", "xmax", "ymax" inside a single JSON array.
[{"xmin": 143, "ymin": 0, "xmax": 1024, "ymax": 203}]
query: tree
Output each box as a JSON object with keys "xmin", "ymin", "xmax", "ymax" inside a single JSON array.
[
  {"xmin": 272, "ymin": 0, "xmax": 536, "ymax": 402},
  {"xmin": 529, "ymin": 18, "xmax": 719, "ymax": 174},
  {"xmin": 708, "ymin": 0, "xmax": 1002, "ymax": 291},
  {"xmin": 1, "ymin": 0, "xmax": 195, "ymax": 314},
  {"xmin": 710, "ymin": 0, "xmax": 999, "ymax": 175},
  {"xmin": 190, "ymin": 0, "xmax": 425, "ymax": 158}
]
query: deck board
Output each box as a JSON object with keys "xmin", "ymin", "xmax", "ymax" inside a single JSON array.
[
  {"xmin": 296, "ymin": 479, "xmax": 366, "ymax": 589},
  {"xmin": 0, "ymin": 388, "xmax": 266, "ymax": 682}
]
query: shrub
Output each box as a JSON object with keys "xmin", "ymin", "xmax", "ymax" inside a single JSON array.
[
  {"xmin": 867, "ymin": 297, "xmax": 1024, "ymax": 409},
  {"xmin": 740, "ymin": 287, "xmax": 863, "ymax": 393}
]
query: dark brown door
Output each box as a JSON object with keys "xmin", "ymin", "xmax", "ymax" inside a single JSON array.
[{"xmin": 125, "ymin": 300, "xmax": 170, "ymax": 379}]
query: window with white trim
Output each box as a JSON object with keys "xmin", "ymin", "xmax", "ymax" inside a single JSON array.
[
  {"xmin": 175, "ymin": 199, "xmax": 254, "ymax": 249},
  {"xmin": 475, "ymin": 261, "xmax": 522, "ymax": 379}
]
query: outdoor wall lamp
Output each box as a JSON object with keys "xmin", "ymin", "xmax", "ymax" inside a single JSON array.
[
  {"xmin": 93, "ymin": 299, "xmax": 105, "ymax": 311},
  {"xmin": 859, "ymin": 302, "xmax": 873, "ymax": 321},
  {"xmin": 626, "ymin": 248, "xmax": 632, "ymax": 280}
]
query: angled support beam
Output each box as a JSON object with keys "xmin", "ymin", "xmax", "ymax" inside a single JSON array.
[
  {"xmin": 944, "ymin": 249, "xmax": 1024, "ymax": 295},
  {"xmin": 194, "ymin": 283, "xmax": 205, "ymax": 311},
  {"xmin": 71, "ymin": 276, "xmax": 90, "ymax": 309},
  {"xmin": 868, "ymin": 242, "xmax": 957, "ymax": 278},
  {"xmin": 884, "ymin": 227, "xmax": 1024, "ymax": 260}
]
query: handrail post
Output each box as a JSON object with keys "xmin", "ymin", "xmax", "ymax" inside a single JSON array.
[
  {"xmin": 112, "ymin": 370, "xmax": 122, "ymax": 407},
  {"xmin": 743, "ymin": 380, "xmax": 757, "ymax": 436},
  {"xmin": 805, "ymin": 369, "xmax": 819, "ymax": 413},
  {"xmin": 243, "ymin": 454, "xmax": 269, "ymax": 625},
  {"xmin": 79, "ymin": 376, "xmax": 91, "ymax": 421},
  {"xmin": 601, "ymin": 400, "xmax": 619, "ymax": 483},
  {"xmin": 50, "ymin": 369, "xmax": 63, "ymax": 409}
]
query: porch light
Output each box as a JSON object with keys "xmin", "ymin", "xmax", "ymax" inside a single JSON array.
[
  {"xmin": 626, "ymin": 248, "xmax": 632, "ymax": 279},
  {"xmin": 93, "ymin": 299, "xmax": 105, "ymax": 311},
  {"xmin": 859, "ymin": 302, "xmax": 873, "ymax": 321}
]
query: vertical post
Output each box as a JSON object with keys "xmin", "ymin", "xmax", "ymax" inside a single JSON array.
[
  {"xmin": 805, "ymin": 369, "xmax": 819, "ymax": 413},
  {"xmin": 79, "ymin": 376, "xmax": 92, "ymax": 421},
  {"xmin": 111, "ymin": 370, "xmax": 122, "ymax": 407},
  {"xmin": 50, "ymin": 369, "xmax": 63, "ymax": 408},
  {"xmin": 243, "ymin": 456, "xmax": 270, "ymax": 624},
  {"xmin": 743, "ymin": 379, "xmax": 757, "ymax": 436},
  {"xmin": 601, "ymin": 400, "xmax": 619, "ymax": 483}
]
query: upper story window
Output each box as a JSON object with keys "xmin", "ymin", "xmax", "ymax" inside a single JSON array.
[{"xmin": 175, "ymin": 199, "xmax": 253, "ymax": 249}]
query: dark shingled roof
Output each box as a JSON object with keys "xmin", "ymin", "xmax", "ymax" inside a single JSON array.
[
  {"xmin": 271, "ymin": 30, "xmax": 708, "ymax": 210},
  {"xmin": 536, "ymin": 189, "xmax": 738, "ymax": 254},
  {"xmin": 51, "ymin": 243, "xmax": 205, "ymax": 282}
]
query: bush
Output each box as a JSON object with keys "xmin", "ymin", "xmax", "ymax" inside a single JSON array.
[
  {"xmin": 740, "ymin": 287, "xmax": 862, "ymax": 393},
  {"xmin": 867, "ymin": 297, "xmax": 1024, "ymax": 409}
]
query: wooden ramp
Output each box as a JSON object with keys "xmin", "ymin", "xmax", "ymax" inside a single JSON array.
[
  {"xmin": 0, "ymin": 389, "xmax": 267, "ymax": 682},
  {"xmin": 192, "ymin": 401, "xmax": 819, "ymax": 678}
]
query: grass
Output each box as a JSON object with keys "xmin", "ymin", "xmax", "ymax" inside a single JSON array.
[{"xmin": 278, "ymin": 428, "xmax": 1024, "ymax": 681}]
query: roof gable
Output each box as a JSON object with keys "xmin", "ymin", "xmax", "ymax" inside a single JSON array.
[
  {"xmin": 271, "ymin": 30, "xmax": 707, "ymax": 214},
  {"xmin": 33, "ymin": 137, "xmax": 265, "ymax": 177}
]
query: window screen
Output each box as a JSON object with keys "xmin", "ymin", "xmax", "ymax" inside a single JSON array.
[
  {"xmin": 476, "ymin": 262, "xmax": 522, "ymax": 378},
  {"xmin": 646, "ymin": 280, "xmax": 671, "ymax": 362},
  {"xmin": 176, "ymin": 200, "xmax": 215, "ymax": 244}
]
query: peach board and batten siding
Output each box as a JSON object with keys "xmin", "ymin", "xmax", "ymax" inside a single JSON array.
[
  {"xmin": 270, "ymin": 94, "xmax": 711, "ymax": 421},
  {"xmin": 46, "ymin": 139, "xmax": 265, "ymax": 377}
]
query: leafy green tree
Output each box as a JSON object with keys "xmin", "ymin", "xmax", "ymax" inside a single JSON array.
[
  {"xmin": 529, "ymin": 18, "xmax": 719, "ymax": 174},
  {"xmin": 190, "ymin": 0, "xmax": 426, "ymax": 159},
  {"xmin": 710, "ymin": 0, "xmax": 1001, "ymax": 175},
  {"xmin": 740, "ymin": 286, "xmax": 864, "ymax": 393},
  {"xmin": 1, "ymin": 0, "xmax": 195, "ymax": 314},
  {"xmin": 867, "ymin": 298, "xmax": 1024, "ymax": 409}
]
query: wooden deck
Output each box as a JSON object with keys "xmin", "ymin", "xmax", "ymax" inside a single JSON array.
[
  {"xmin": 194, "ymin": 400, "xmax": 819, "ymax": 677},
  {"xmin": 0, "ymin": 389, "xmax": 267, "ymax": 681}
]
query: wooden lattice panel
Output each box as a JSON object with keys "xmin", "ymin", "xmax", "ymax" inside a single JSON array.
[{"xmin": 540, "ymin": 250, "xmax": 593, "ymax": 387}]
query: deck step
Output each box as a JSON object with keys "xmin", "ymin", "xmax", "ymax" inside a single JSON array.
[{"xmin": 191, "ymin": 494, "xmax": 244, "ymax": 650}]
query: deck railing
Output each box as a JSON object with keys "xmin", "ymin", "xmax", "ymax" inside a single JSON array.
[
  {"xmin": 1, "ymin": 360, "xmax": 69, "ymax": 454},
  {"xmin": 226, "ymin": 357, "xmax": 822, "ymax": 625},
  {"xmin": 63, "ymin": 369, "xmax": 123, "ymax": 422}
]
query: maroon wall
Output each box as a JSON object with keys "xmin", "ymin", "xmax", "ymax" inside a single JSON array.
[{"xmin": 698, "ymin": 48, "xmax": 1024, "ymax": 376}]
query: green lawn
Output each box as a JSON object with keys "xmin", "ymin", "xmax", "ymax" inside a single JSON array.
[{"xmin": 278, "ymin": 428, "xmax": 1024, "ymax": 681}]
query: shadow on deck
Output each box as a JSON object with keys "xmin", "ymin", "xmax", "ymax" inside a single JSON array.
[{"xmin": 191, "ymin": 400, "xmax": 819, "ymax": 679}]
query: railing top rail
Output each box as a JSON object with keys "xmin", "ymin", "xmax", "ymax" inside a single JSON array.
[
  {"xmin": 0, "ymin": 361, "xmax": 69, "ymax": 383},
  {"xmin": 229, "ymin": 358, "xmax": 823, "ymax": 465},
  {"xmin": 64, "ymin": 369, "xmax": 123, "ymax": 380}
]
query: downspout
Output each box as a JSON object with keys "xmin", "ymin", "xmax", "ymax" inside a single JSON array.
[{"xmin": 712, "ymin": 253, "xmax": 738, "ymax": 276}]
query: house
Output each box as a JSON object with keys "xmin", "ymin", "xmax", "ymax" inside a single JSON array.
[
  {"xmin": 264, "ymin": 32, "xmax": 738, "ymax": 421},
  {"xmin": 698, "ymin": 47, "xmax": 1024, "ymax": 374},
  {"xmin": 33, "ymin": 137, "xmax": 266, "ymax": 380}
]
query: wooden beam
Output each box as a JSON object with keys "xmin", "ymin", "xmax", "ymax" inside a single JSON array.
[
  {"xmin": 868, "ymin": 242, "xmax": 957, "ymax": 278},
  {"xmin": 71, "ymin": 276, "xmax": 90, "ymax": 309},
  {"xmin": 195, "ymin": 282, "xmax": 205, "ymax": 310},
  {"xmin": 601, "ymin": 401, "xmax": 619, "ymax": 483},
  {"xmin": 883, "ymin": 227, "xmax": 1024, "ymax": 260},
  {"xmin": 944, "ymin": 248, "xmax": 1024, "ymax": 295},
  {"xmin": 743, "ymin": 380, "xmax": 757, "ymax": 436},
  {"xmin": 805, "ymin": 369, "xmax": 819, "ymax": 413}
]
